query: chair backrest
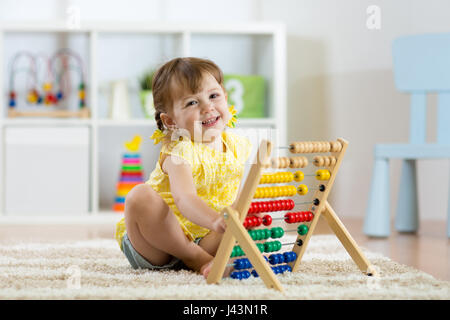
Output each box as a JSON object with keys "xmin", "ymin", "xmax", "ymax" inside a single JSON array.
[{"xmin": 393, "ymin": 33, "xmax": 450, "ymax": 144}]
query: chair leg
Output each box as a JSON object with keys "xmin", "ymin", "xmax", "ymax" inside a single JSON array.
[
  {"xmin": 395, "ymin": 159, "xmax": 419, "ymax": 233},
  {"xmin": 364, "ymin": 157, "xmax": 390, "ymax": 237}
]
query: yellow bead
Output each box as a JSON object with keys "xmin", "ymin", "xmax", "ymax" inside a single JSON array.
[
  {"xmin": 316, "ymin": 169, "xmax": 331, "ymax": 181},
  {"xmin": 78, "ymin": 90, "xmax": 85, "ymax": 100},
  {"xmin": 297, "ymin": 184, "xmax": 308, "ymax": 195},
  {"xmin": 272, "ymin": 187, "xmax": 279, "ymax": 198},
  {"xmin": 27, "ymin": 92, "xmax": 38, "ymax": 103},
  {"xmin": 286, "ymin": 171, "xmax": 294, "ymax": 182},
  {"xmin": 294, "ymin": 171, "xmax": 304, "ymax": 182},
  {"xmin": 43, "ymin": 82, "xmax": 52, "ymax": 91},
  {"xmin": 289, "ymin": 185, "xmax": 297, "ymax": 196},
  {"xmin": 269, "ymin": 187, "xmax": 276, "ymax": 198}
]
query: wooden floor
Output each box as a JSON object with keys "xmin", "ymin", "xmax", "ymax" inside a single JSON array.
[{"xmin": 0, "ymin": 217, "xmax": 449, "ymax": 281}]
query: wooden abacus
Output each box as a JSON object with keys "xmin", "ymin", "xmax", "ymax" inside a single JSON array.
[{"xmin": 206, "ymin": 138, "xmax": 376, "ymax": 291}]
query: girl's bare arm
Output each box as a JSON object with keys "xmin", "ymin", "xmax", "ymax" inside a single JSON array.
[{"xmin": 162, "ymin": 155, "xmax": 226, "ymax": 233}]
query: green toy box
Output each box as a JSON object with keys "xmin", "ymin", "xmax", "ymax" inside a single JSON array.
[{"xmin": 223, "ymin": 74, "xmax": 266, "ymax": 118}]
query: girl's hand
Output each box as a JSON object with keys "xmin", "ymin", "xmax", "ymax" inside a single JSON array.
[{"xmin": 211, "ymin": 216, "xmax": 227, "ymax": 234}]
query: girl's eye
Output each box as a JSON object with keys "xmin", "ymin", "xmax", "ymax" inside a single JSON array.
[
  {"xmin": 186, "ymin": 101, "xmax": 197, "ymax": 107},
  {"xmin": 210, "ymin": 93, "xmax": 218, "ymax": 99}
]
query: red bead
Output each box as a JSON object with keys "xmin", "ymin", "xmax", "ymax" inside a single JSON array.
[
  {"xmin": 248, "ymin": 203, "xmax": 254, "ymax": 214},
  {"xmin": 256, "ymin": 217, "xmax": 262, "ymax": 226},
  {"xmin": 261, "ymin": 202, "xmax": 268, "ymax": 213},
  {"xmin": 272, "ymin": 201, "xmax": 279, "ymax": 211},
  {"xmin": 287, "ymin": 199, "xmax": 295, "ymax": 210},
  {"xmin": 298, "ymin": 211, "xmax": 307, "ymax": 222},
  {"xmin": 284, "ymin": 212, "xmax": 293, "ymax": 223},
  {"xmin": 308, "ymin": 211, "xmax": 314, "ymax": 221},
  {"xmin": 262, "ymin": 214, "xmax": 272, "ymax": 226},
  {"xmin": 257, "ymin": 203, "xmax": 264, "ymax": 213},
  {"xmin": 9, "ymin": 91, "xmax": 16, "ymax": 99},
  {"xmin": 267, "ymin": 201, "xmax": 273, "ymax": 212},
  {"xmin": 243, "ymin": 219, "xmax": 249, "ymax": 229}
]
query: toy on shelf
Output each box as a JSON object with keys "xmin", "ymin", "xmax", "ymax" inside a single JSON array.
[
  {"xmin": 114, "ymin": 135, "xmax": 144, "ymax": 212},
  {"xmin": 207, "ymin": 138, "xmax": 376, "ymax": 291},
  {"xmin": 7, "ymin": 48, "xmax": 89, "ymax": 118}
]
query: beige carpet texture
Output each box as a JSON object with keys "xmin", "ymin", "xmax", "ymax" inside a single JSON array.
[{"xmin": 0, "ymin": 234, "xmax": 449, "ymax": 300}]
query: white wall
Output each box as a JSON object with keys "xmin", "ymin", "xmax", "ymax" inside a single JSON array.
[{"xmin": 1, "ymin": 0, "xmax": 449, "ymax": 221}]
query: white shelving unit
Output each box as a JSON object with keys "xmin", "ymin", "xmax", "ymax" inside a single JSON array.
[{"xmin": 0, "ymin": 21, "xmax": 286, "ymax": 223}]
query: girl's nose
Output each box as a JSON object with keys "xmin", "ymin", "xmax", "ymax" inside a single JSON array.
[{"xmin": 200, "ymin": 101, "xmax": 214, "ymax": 113}]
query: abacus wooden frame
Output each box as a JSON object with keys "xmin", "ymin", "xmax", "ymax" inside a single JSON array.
[{"xmin": 206, "ymin": 138, "xmax": 375, "ymax": 292}]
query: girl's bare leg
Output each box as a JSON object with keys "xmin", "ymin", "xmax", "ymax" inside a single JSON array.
[
  {"xmin": 198, "ymin": 231, "xmax": 234, "ymax": 278},
  {"xmin": 124, "ymin": 184, "xmax": 213, "ymax": 273}
]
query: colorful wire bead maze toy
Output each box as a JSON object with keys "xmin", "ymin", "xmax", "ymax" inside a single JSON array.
[
  {"xmin": 206, "ymin": 138, "xmax": 376, "ymax": 291},
  {"xmin": 7, "ymin": 48, "xmax": 89, "ymax": 118},
  {"xmin": 113, "ymin": 135, "xmax": 144, "ymax": 212}
]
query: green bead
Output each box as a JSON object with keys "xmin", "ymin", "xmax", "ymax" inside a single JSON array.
[
  {"xmin": 298, "ymin": 224, "xmax": 309, "ymax": 235},
  {"xmin": 264, "ymin": 229, "xmax": 271, "ymax": 239},
  {"xmin": 79, "ymin": 83, "xmax": 85, "ymax": 90},
  {"xmin": 237, "ymin": 246, "xmax": 244, "ymax": 256},
  {"xmin": 248, "ymin": 230, "xmax": 255, "ymax": 240},
  {"xmin": 231, "ymin": 247, "xmax": 236, "ymax": 257},
  {"xmin": 256, "ymin": 229, "xmax": 263, "ymax": 240},
  {"xmin": 275, "ymin": 241, "xmax": 282, "ymax": 251},
  {"xmin": 276, "ymin": 227, "xmax": 285, "ymax": 239},
  {"xmin": 257, "ymin": 243, "xmax": 264, "ymax": 253},
  {"xmin": 264, "ymin": 241, "xmax": 273, "ymax": 253}
]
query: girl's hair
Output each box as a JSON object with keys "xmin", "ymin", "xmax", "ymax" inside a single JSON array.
[{"xmin": 152, "ymin": 57, "xmax": 225, "ymax": 131}]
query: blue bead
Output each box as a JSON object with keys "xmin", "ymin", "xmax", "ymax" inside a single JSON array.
[
  {"xmin": 242, "ymin": 270, "xmax": 251, "ymax": 279},
  {"xmin": 269, "ymin": 254, "xmax": 277, "ymax": 265},
  {"xmin": 56, "ymin": 91, "xmax": 63, "ymax": 100},
  {"xmin": 234, "ymin": 259, "xmax": 241, "ymax": 270},
  {"xmin": 251, "ymin": 270, "xmax": 259, "ymax": 277},
  {"xmin": 9, "ymin": 100, "xmax": 16, "ymax": 107}
]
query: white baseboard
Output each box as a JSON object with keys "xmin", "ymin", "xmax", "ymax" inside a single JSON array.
[{"xmin": 0, "ymin": 212, "xmax": 123, "ymax": 225}]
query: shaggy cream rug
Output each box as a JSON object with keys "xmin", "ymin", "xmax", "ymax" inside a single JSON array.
[{"xmin": 0, "ymin": 235, "xmax": 449, "ymax": 300}]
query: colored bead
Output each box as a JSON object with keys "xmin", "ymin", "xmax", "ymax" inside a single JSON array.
[
  {"xmin": 251, "ymin": 270, "xmax": 259, "ymax": 277},
  {"xmin": 78, "ymin": 90, "xmax": 85, "ymax": 99},
  {"xmin": 319, "ymin": 184, "xmax": 326, "ymax": 192},
  {"xmin": 297, "ymin": 184, "xmax": 308, "ymax": 195},
  {"xmin": 257, "ymin": 243, "xmax": 265, "ymax": 253},
  {"xmin": 294, "ymin": 171, "xmax": 304, "ymax": 182},
  {"xmin": 287, "ymin": 199, "xmax": 295, "ymax": 210},
  {"xmin": 262, "ymin": 215, "xmax": 272, "ymax": 226},
  {"xmin": 313, "ymin": 198, "xmax": 320, "ymax": 206},
  {"xmin": 79, "ymin": 83, "xmax": 85, "ymax": 90},
  {"xmin": 56, "ymin": 91, "xmax": 64, "ymax": 100},
  {"xmin": 316, "ymin": 169, "xmax": 331, "ymax": 181},
  {"xmin": 298, "ymin": 224, "xmax": 309, "ymax": 235},
  {"xmin": 43, "ymin": 82, "xmax": 52, "ymax": 91}
]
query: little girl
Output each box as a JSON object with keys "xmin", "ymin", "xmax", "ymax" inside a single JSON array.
[{"xmin": 115, "ymin": 57, "xmax": 252, "ymax": 278}]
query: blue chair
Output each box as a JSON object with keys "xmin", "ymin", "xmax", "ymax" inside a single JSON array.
[{"xmin": 364, "ymin": 33, "xmax": 450, "ymax": 238}]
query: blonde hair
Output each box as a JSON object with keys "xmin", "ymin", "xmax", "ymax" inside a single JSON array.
[{"xmin": 152, "ymin": 57, "xmax": 225, "ymax": 133}]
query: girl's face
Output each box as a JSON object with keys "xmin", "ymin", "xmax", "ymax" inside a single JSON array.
[{"xmin": 162, "ymin": 72, "xmax": 231, "ymax": 144}]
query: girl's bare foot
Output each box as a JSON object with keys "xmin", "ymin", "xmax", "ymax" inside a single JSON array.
[{"xmin": 200, "ymin": 260, "xmax": 234, "ymax": 279}]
